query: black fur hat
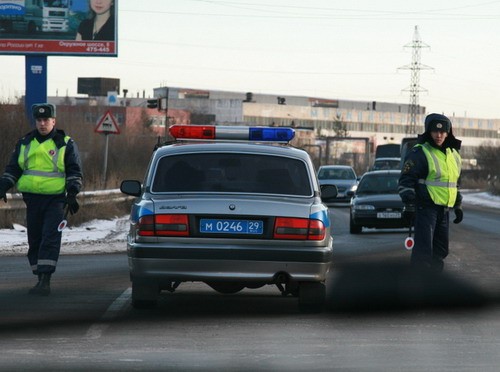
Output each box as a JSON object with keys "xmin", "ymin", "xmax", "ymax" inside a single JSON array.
[
  {"xmin": 32, "ymin": 103, "xmax": 56, "ymax": 119},
  {"xmin": 424, "ymin": 113, "xmax": 451, "ymax": 133}
]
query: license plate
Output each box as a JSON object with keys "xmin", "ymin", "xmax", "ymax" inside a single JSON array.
[
  {"xmin": 377, "ymin": 212, "xmax": 401, "ymax": 219},
  {"xmin": 200, "ymin": 219, "xmax": 263, "ymax": 234}
]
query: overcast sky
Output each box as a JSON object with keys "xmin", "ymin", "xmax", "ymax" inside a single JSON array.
[{"xmin": 1, "ymin": 0, "xmax": 499, "ymax": 119}]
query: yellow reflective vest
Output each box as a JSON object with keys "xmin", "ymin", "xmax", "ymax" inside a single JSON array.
[
  {"xmin": 416, "ymin": 142, "xmax": 462, "ymax": 207},
  {"xmin": 16, "ymin": 136, "xmax": 69, "ymax": 195}
]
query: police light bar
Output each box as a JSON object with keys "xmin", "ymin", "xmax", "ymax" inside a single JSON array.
[{"xmin": 169, "ymin": 125, "xmax": 295, "ymax": 142}]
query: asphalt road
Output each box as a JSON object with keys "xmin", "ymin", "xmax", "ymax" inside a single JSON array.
[{"xmin": 0, "ymin": 203, "xmax": 499, "ymax": 371}]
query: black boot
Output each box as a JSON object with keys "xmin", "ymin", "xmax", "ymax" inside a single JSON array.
[
  {"xmin": 29, "ymin": 273, "xmax": 51, "ymax": 296},
  {"xmin": 28, "ymin": 274, "xmax": 42, "ymax": 295}
]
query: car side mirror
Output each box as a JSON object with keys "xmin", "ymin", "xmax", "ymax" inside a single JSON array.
[
  {"xmin": 320, "ymin": 184, "xmax": 338, "ymax": 200},
  {"xmin": 120, "ymin": 180, "xmax": 142, "ymax": 197}
]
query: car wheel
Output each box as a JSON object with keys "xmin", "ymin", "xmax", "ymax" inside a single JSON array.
[
  {"xmin": 27, "ymin": 21, "xmax": 37, "ymax": 34},
  {"xmin": 349, "ymin": 215, "xmax": 362, "ymax": 234},
  {"xmin": 132, "ymin": 278, "xmax": 159, "ymax": 308},
  {"xmin": 298, "ymin": 282, "xmax": 325, "ymax": 313},
  {"xmin": 206, "ymin": 282, "xmax": 245, "ymax": 294},
  {"xmin": 285, "ymin": 281, "xmax": 299, "ymax": 297}
]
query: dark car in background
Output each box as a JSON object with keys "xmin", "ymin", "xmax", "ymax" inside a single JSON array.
[
  {"xmin": 317, "ymin": 165, "xmax": 358, "ymax": 202},
  {"xmin": 348, "ymin": 170, "xmax": 407, "ymax": 234},
  {"xmin": 371, "ymin": 157, "xmax": 401, "ymax": 171}
]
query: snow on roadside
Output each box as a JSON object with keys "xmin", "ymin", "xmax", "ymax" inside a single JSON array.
[
  {"xmin": 461, "ymin": 191, "xmax": 500, "ymax": 208},
  {"xmin": 0, "ymin": 216, "xmax": 129, "ymax": 256}
]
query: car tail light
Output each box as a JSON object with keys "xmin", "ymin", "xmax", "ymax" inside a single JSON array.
[
  {"xmin": 137, "ymin": 214, "xmax": 189, "ymax": 237},
  {"xmin": 273, "ymin": 217, "xmax": 326, "ymax": 240}
]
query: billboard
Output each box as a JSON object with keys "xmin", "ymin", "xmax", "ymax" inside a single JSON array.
[
  {"xmin": 77, "ymin": 77, "xmax": 119, "ymax": 96},
  {"xmin": 0, "ymin": 0, "xmax": 117, "ymax": 56}
]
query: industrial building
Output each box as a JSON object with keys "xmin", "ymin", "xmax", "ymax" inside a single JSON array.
[{"xmin": 44, "ymin": 79, "xmax": 499, "ymax": 171}]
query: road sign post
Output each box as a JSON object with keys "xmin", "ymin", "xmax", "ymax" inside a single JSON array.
[
  {"xmin": 25, "ymin": 56, "xmax": 48, "ymax": 127},
  {"xmin": 95, "ymin": 110, "xmax": 120, "ymax": 187}
]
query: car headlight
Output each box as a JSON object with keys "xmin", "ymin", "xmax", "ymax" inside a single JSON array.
[
  {"xmin": 354, "ymin": 204, "xmax": 375, "ymax": 210},
  {"xmin": 349, "ymin": 184, "xmax": 358, "ymax": 192}
]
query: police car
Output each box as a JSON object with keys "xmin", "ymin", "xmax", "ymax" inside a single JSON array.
[{"xmin": 120, "ymin": 125, "xmax": 337, "ymax": 312}]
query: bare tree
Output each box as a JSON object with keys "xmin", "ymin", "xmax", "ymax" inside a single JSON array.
[
  {"xmin": 475, "ymin": 142, "xmax": 500, "ymax": 195},
  {"xmin": 332, "ymin": 114, "xmax": 349, "ymax": 137},
  {"xmin": 0, "ymin": 104, "xmax": 31, "ymax": 173}
]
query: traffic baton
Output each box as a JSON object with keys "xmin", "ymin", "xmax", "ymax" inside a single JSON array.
[
  {"xmin": 57, "ymin": 205, "xmax": 70, "ymax": 232},
  {"xmin": 404, "ymin": 223, "xmax": 414, "ymax": 250}
]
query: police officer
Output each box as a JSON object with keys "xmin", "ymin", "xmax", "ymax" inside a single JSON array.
[
  {"xmin": 0, "ymin": 103, "xmax": 83, "ymax": 295},
  {"xmin": 398, "ymin": 113, "xmax": 463, "ymax": 272}
]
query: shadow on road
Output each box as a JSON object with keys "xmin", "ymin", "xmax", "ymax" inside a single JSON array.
[{"xmin": 325, "ymin": 261, "xmax": 496, "ymax": 313}]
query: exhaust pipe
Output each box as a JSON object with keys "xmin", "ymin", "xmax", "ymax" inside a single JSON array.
[{"xmin": 273, "ymin": 271, "xmax": 290, "ymax": 284}]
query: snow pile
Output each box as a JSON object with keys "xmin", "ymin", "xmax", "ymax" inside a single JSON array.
[{"xmin": 0, "ymin": 216, "xmax": 129, "ymax": 256}]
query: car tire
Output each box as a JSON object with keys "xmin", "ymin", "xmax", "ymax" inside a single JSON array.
[
  {"xmin": 349, "ymin": 215, "xmax": 362, "ymax": 234},
  {"xmin": 132, "ymin": 278, "xmax": 159, "ymax": 308},
  {"xmin": 27, "ymin": 21, "xmax": 37, "ymax": 34},
  {"xmin": 298, "ymin": 282, "xmax": 325, "ymax": 313},
  {"xmin": 132, "ymin": 299, "xmax": 157, "ymax": 309},
  {"xmin": 285, "ymin": 281, "xmax": 299, "ymax": 297}
]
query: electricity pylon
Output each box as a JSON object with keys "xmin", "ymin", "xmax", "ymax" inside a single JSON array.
[{"xmin": 399, "ymin": 25, "xmax": 433, "ymax": 134}]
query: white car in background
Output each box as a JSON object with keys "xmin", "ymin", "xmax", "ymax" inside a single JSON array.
[{"xmin": 317, "ymin": 165, "xmax": 358, "ymax": 202}]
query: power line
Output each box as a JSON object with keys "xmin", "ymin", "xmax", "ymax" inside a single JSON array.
[{"xmin": 189, "ymin": 0, "xmax": 500, "ymax": 16}]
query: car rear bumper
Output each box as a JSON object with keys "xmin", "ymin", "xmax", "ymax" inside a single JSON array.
[
  {"xmin": 352, "ymin": 216, "xmax": 407, "ymax": 229},
  {"xmin": 128, "ymin": 242, "xmax": 333, "ymax": 282}
]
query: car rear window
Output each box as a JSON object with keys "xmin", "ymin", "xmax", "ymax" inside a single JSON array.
[
  {"xmin": 151, "ymin": 153, "xmax": 312, "ymax": 196},
  {"xmin": 357, "ymin": 174, "xmax": 399, "ymax": 194},
  {"xmin": 318, "ymin": 168, "xmax": 356, "ymax": 180},
  {"xmin": 372, "ymin": 159, "xmax": 401, "ymax": 171}
]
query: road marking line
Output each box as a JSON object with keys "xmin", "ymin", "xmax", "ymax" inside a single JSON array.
[{"xmin": 85, "ymin": 287, "xmax": 131, "ymax": 340}]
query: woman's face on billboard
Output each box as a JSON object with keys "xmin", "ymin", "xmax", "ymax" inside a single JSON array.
[{"xmin": 90, "ymin": 0, "xmax": 113, "ymax": 16}]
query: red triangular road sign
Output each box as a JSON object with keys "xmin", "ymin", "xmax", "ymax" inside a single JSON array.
[{"xmin": 95, "ymin": 110, "xmax": 120, "ymax": 134}]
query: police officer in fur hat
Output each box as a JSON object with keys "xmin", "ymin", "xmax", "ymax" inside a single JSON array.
[
  {"xmin": 0, "ymin": 103, "xmax": 83, "ymax": 295},
  {"xmin": 398, "ymin": 113, "xmax": 463, "ymax": 272}
]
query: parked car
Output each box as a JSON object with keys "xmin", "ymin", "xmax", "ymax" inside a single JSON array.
[
  {"xmin": 375, "ymin": 143, "xmax": 400, "ymax": 159},
  {"xmin": 348, "ymin": 170, "xmax": 408, "ymax": 234},
  {"xmin": 371, "ymin": 157, "xmax": 401, "ymax": 171},
  {"xmin": 317, "ymin": 165, "xmax": 358, "ymax": 201},
  {"xmin": 120, "ymin": 125, "xmax": 338, "ymax": 312}
]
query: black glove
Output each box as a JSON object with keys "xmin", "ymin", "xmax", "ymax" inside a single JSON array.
[
  {"xmin": 65, "ymin": 193, "xmax": 79, "ymax": 215},
  {"xmin": 453, "ymin": 207, "xmax": 463, "ymax": 224},
  {"xmin": 403, "ymin": 203, "xmax": 416, "ymax": 224}
]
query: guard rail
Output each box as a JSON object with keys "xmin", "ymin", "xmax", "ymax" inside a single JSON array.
[{"xmin": 0, "ymin": 189, "xmax": 133, "ymax": 228}]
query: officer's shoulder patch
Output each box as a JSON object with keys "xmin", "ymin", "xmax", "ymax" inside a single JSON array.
[{"xmin": 402, "ymin": 160, "xmax": 415, "ymax": 174}]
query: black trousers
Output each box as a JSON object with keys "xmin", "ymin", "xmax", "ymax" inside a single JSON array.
[
  {"xmin": 23, "ymin": 193, "xmax": 65, "ymax": 275},
  {"xmin": 411, "ymin": 204, "xmax": 449, "ymax": 272}
]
